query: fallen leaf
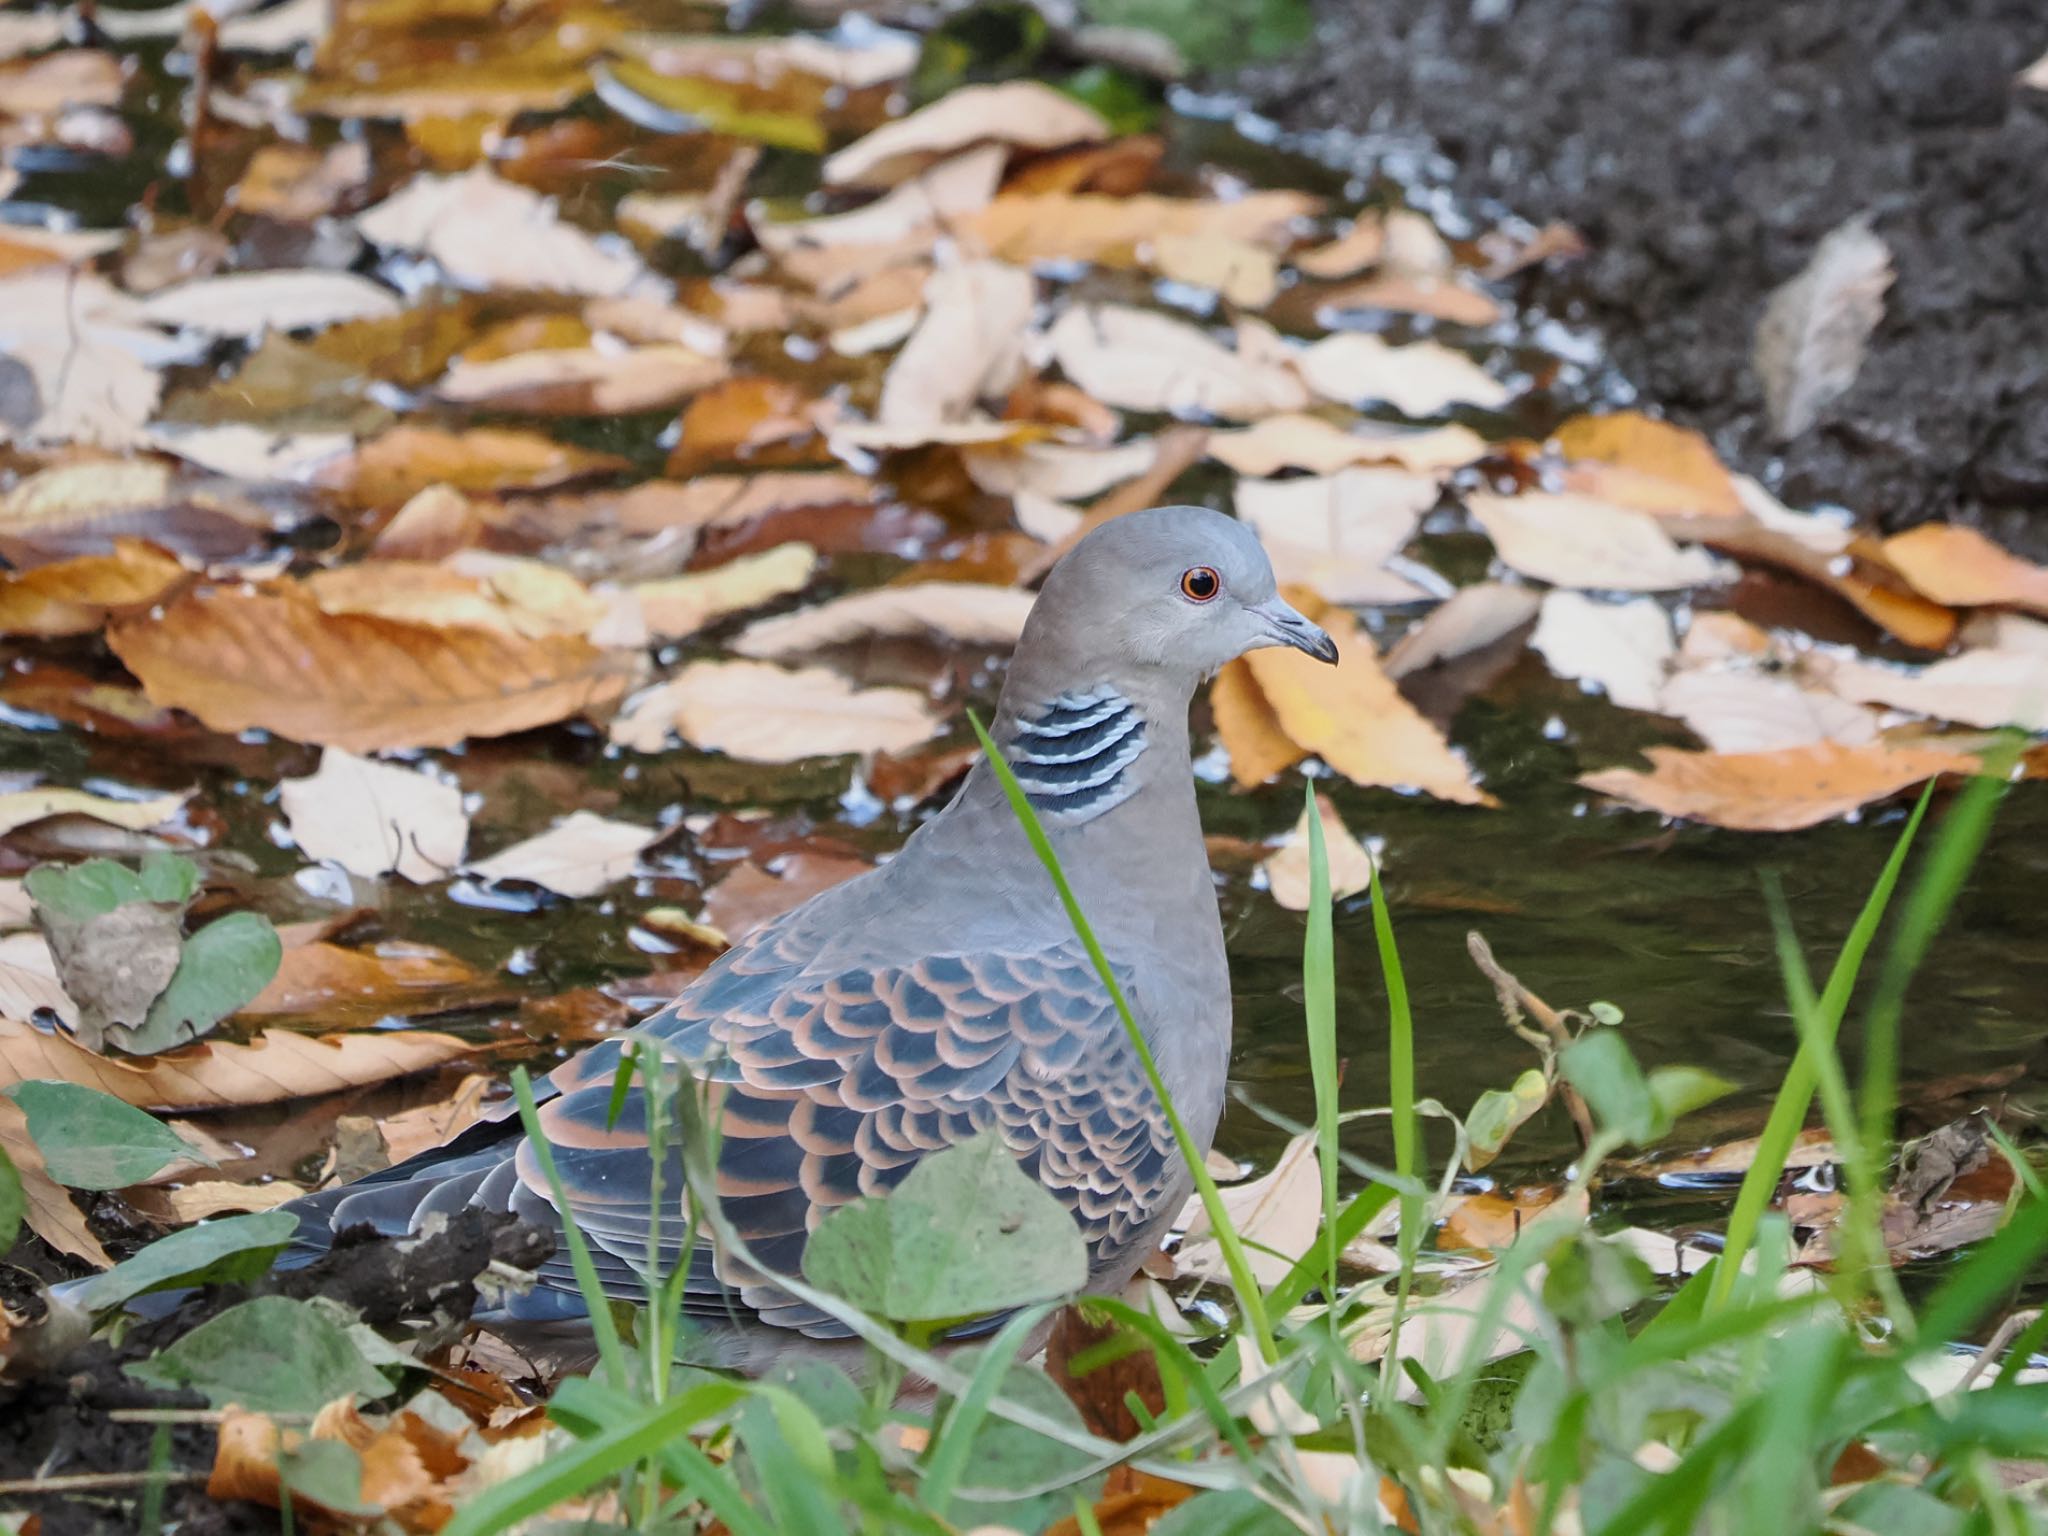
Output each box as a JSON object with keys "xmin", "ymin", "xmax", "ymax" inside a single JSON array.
[
  {"xmin": 754, "ymin": 145, "xmax": 1004, "ymax": 268},
  {"xmin": 0, "ymin": 1017, "xmax": 477, "ymax": 1109},
  {"xmin": 1821, "ymin": 649, "xmax": 2048, "ymax": 731},
  {"xmin": 1382, "ymin": 583, "xmax": 1541, "ymax": 678},
  {"xmin": 631, "ymin": 543, "xmax": 818, "ymax": 639},
  {"xmin": 1208, "ymin": 660, "xmax": 1303, "ymax": 786},
  {"xmin": 1671, "ymin": 517, "xmax": 1954, "ymax": 649},
  {"xmin": 1293, "ymin": 214, "xmax": 1385, "ymax": 278},
  {"xmin": 108, "ymin": 584, "xmax": 640, "ymax": 752},
  {"xmin": 963, "ymin": 190, "xmax": 1318, "ymax": 268},
  {"xmin": 1879, "ymin": 524, "xmax": 2048, "ymax": 614},
  {"xmin": 1469, "ymin": 492, "xmax": 1728, "ymax": 592},
  {"xmin": 823, "ymin": 81, "xmax": 1107, "ymax": 189},
  {"xmin": 1243, "ymin": 599, "xmax": 1496, "ymax": 805},
  {"xmin": 279, "ymin": 749, "xmax": 469, "ymax": 884},
  {"xmin": 700, "ymin": 852, "xmax": 871, "ymax": 942},
  {"xmin": 341, "ymin": 425, "xmax": 626, "ymax": 507},
  {"xmin": 1208, "ymin": 414, "xmax": 1487, "ymax": 477},
  {"xmin": 0, "ymin": 1096, "xmax": 111, "ymax": 1265},
  {"xmin": 436, "ymin": 344, "xmax": 726, "ymax": 416},
  {"xmin": 668, "ymin": 376, "xmax": 828, "ymax": 476},
  {"xmin": 305, "ymin": 557, "xmax": 613, "ymax": 642},
  {"xmin": 0, "ymin": 786, "xmax": 186, "ymax": 839},
  {"xmin": 138, "ymin": 272, "xmax": 401, "ymax": 338},
  {"xmin": 355, "ymin": 166, "xmax": 658, "ymax": 297},
  {"xmin": 966, "ymin": 439, "xmax": 1160, "ymax": 502},
  {"xmin": 0, "ymin": 270, "xmax": 197, "ymax": 446},
  {"xmin": 1553, "ymin": 411, "xmax": 1745, "ymax": 520},
  {"xmin": 1753, "ymin": 214, "xmax": 1893, "ymax": 441},
  {"xmin": 613, "ymin": 660, "xmax": 942, "ymax": 759},
  {"xmin": 732, "ymin": 582, "xmax": 1037, "ymax": 658},
  {"xmin": 1439, "ymin": 1187, "xmax": 1565, "ymax": 1251},
  {"xmin": 0, "ymin": 48, "xmax": 123, "ymax": 114},
  {"xmin": 1315, "ymin": 273, "xmax": 1501, "ymax": 328},
  {"xmin": 876, "ymin": 260, "xmax": 1034, "ymax": 430},
  {"xmin": 370, "ymin": 485, "xmax": 484, "ymax": 561},
  {"xmin": 1047, "ymin": 304, "xmax": 1308, "ymax": 420},
  {"xmin": 372, "ymin": 1074, "xmax": 495, "ymax": 1164},
  {"xmin": 1262, "ymin": 794, "xmax": 1376, "ymax": 911},
  {"xmin": 240, "ymin": 936, "xmax": 499, "ymax": 1025},
  {"xmin": 467, "ymin": 810, "xmax": 661, "ymax": 898},
  {"xmin": 1153, "ymin": 233, "xmax": 1278, "ymax": 307},
  {"xmin": 1530, "ymin": 591, "xmax": 1674, "ymax": 711},
  {"xmin": 1295, "ymin": 333, "xmax": 1508, "ymax": 416},
  {"xmin": 1579, "ymin": 742, "xmax": 1979, "ymax": 832},
  {"xmin": 1625, "ymin": 1128, "xmax": 1837, "ymax": 1178},
  {"xmin": 1178, "ymin": 1130, "xmax": 1319, "ymax": 1287},
  {"xmin": 149, "ymin": 423, "xmax": 355, "ymax": 483},
  {"xmin": 232, "ymin": 140, "xmax": 372, "ymax": 222},
  {"xmin": 1236, "ymin": 469, "xmax": 1442, "ymax": 604},
  {"xmin": 0, "ymin": 540, "xmax": 188, "ymax": 637},
  {"xmin": 1659, "ymin": 668, "xmax": 1879, "ymax": 754}
]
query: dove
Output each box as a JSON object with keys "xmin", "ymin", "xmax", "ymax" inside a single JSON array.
[{"xmin": 294, "ymin": 505, "xmax": 1337, "ymax": 1367}]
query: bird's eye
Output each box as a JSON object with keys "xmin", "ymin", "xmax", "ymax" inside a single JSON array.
[{"xmin": 1179, "ymin": 566, "xmax": 1221, "ymax": 602}]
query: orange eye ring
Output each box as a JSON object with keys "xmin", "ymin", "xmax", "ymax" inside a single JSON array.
[{"xmin": 1180, "ymin": 566, "xmax": 1221, "ymax": 602}]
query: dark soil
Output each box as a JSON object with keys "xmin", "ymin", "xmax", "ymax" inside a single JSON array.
[{"xmin": 1238, "ymin": 0, "xmax": 2048, "ymax": 552}]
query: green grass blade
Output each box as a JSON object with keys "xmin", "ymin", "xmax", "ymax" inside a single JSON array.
[
  {"xmin": 1269, "ymin": 1183, "xmax": 1396, "ymax": 1315},
  {"xmin": 509, "ymin": 1066, "xmax": 629, "ymax": 1387},
  {"xmin": 920, "ymin": 1305, "xmax": 1056, "ymax": 1519},
  {"xmin": 1301, "ymin": 784, "xmax": 1344, "ymax": 1313},
  {"xmin": 967, "ymin": 710, "xmax": 1279, "ymax": 1362},
  {"xmin": 1708, "ymin": 785, "xmax": 1932, "ymax": 1311},
  {"xmin": 1364, "ymin": 852, "xmax": 1420, "ymax": 1397}
]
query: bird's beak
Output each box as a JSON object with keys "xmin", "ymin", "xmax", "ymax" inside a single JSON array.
[{"xmin": 1249, "ymin": 596, "xmax": 1339, "ymax": 664}]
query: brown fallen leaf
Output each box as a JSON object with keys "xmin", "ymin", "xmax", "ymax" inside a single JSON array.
[
  {"xmin": 436, "ymin": 344, "xmax": 726, "ymax": 416},
  {"xmin": 823, "ymin": 80, "xmax": 1107, "ymax": 188},
  {"xmin": 0, "ymin": 539, "xmax": 189, "ymax": 637},
  {"xmin": 240, "ymin": 941, "xmax": 507, "ymax": 1028},
  {"xmin": 1293, "ymin": 213, "xmax": 1386, "ymax": 278},
  {"xmin": 371, "ymin": 1074, "xmax": 497, "ymax": 1164},
  {"xmin": 667, "ymin": 376, "xmax": 830, "ymax": 477},
  {"xmin": 340, "ymin": 424, "xmax": 627, "ymax": 509},
  {"xmin": 612, "ymin": 660, "xmax": 944, "ymax": 759},
  {"xmin": 1014, "ymin": 426, "xmax": 1211, "ymax": 584},
  {"xmin": 1469, "ymin": 492, "xmax": 1727, "ymax": 593},
  {"xmin": 1262, "ymin": 793, "xmax": 1376, "ymax": 911},
  {"xmin": 1044, "ymin": 1301, "xmax": 1170, "ymax": 1445},
  {"xmin": 1553, "ymin": 411, "xmax": 1746, "ymax": 520},
  {"xmin": 1208, "ymin": 659, "xmax": 1304, "ymax": 787},
  {"xmin": 210, "ymin": 1400, "xmax": 449, "ymax": 1532},
  {"xmin": 1880, "ymin": 523, "xmax": 2048, "ymax": 614},
  {"xmin": 1439, "ymin": 1187, "xmax": 1565, "ymax": 1252},
  {"xmin": 731, "ymin": 581, "xmax": 1038, "ymax": 658},
  {"xmin": 108, "ymin": 583, "xmax": 640, "ymax": 752},
  {"xmin": 1314, "ymin": 273, "xmax": 1502, "ymax": 328},
  {"xmin": 0, "ymin": 1016, "xmax": 477, "ymax": 1109},
  {"xmin": 0, "ymin": 786, "xmax": 187, "ymax": 839},
  {"xmin": 963, "ymin": 190, "xmax": 1319, "ymax": 268},
  {"xmin": 310, "ymin": 555, "xmax": 622, "ymax": 642},
  {"xmin": 232, "ymin": 139, "xmax": 372, "ymax": 222},
  {"xmin": 1241, "ymin": 598, "xmax": 1497, "ymax": 806},
  {"xmin": 1579, "ymin": 741, "xmax": 1980, "ymax": 832},
  {"xmin": 371, "ymin": 485, "xmax": 487, "ymax": 561},
  {"xmin": 1208, "ymin": 414, "xmax": 1487, "ymax": 477},
  {"xmin": 700, "ymin": 852, "xmax": 871, "ymax": 942}
]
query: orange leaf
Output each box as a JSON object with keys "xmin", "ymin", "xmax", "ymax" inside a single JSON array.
[
  {"xmin": 0, "ymin": 539, "xmax": 188, "ymax": 637},
  {"xmin": 338, "ymin": 424, "xmax": 627, "ymax": 510},
  {"xmin": 107, "ymin": 583, "xmax": 639, "ymax": 752},
  {"xmin": 1553, "ymin": 410, "xmax": 1745, "ymax": 519},
  {"xmin": 0, "ymin": 1017, "xmax": 478, "ymax": 1110},
  {"xmin": 1579, "ymin": 742, "xmax": 1979, "ymax": 832},
  {"xmin": 1042, "ymin": 1466, "xmax": 1199, "ymax": 1536},
  {"xmin": 240, "ymin": 941, "xmax": 511, "ymax": 1028},
  {"xmin": 1880, "ymin": 523, "xmax": 2048, "ymax": 614},
  {"xmin": 1210, "ymin": 658, "xmax": 1305, "ymax": 788}
]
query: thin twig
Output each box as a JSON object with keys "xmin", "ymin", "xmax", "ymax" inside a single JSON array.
[
  {"xmin": 1958, "ymin": 1308, "xmax": 2043, "ymax": 1392},
  {"xmin": 1467, "ymin": 931, "xmax": 1596, "ymax": 1150},
  {"xmin": 106, "ymin": 1408, "xmax": 313, "ymax": 1426},
  {"xmin": 0, "ymin": 1470, "xmax": 205, "ymax": 1495}
]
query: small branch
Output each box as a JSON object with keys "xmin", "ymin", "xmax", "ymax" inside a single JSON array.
[
  {"xmin": 0, "ymin": 1470, "xmax": 205, "ymax": 1495},
  {"xmin": 1467, "ymin": 931, "xmax": 1596, "ymax": 1151}
]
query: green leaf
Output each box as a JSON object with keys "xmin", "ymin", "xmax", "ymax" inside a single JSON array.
[
  {"xmin": 7, "ymin": 1081, "xmax": 206, "ymax": 1189},
  {"xmin": 802, "ymin": 1132, "xmax": 1086, "ymax": 1324},
  {"xmin": 279, "ymin": 1441, "xmax": 375, "ymax": 1516},
  {"xmin": 0, "ymin": 1141, "xmax": 22, "ymax": 1252},
  {"xmin": 1559, "ymin": 1031, "xmax": 1657, "ymax": 1146},
  {"xmin": 939, "ymin": 1356, "xmax": 1099, "ymax": 1532},
  {"xmin": 1465, "ymin": 1068, "xmax": 1551, "ymax": 1171},
  {"xmin": 126, "ymin": 1295, "xmax": 398, "ymax": 1413},
  {"xmin": 1646, "ymin": 1065, "xmax": 1735, "ymax": 1127},
  {"xmin": 135, "ymin": 912, "xmax": 282, "ymax": 1053},
  {"xmin": 599, "ymin": 58, "xmax": 826, "ymax": 152},
  {"xmin": 74, "ymin": 1211, "xmax": 298, "ymax": 1312},
  {"xmin": 1541, "ymin": 1231, "xmax": 1651, "ymax": 1330},
  {"xmin": 25, "ymin": 853, "xmax": 198, "ymax": 923},
  {"xmin": 1587, "ymin": 1001, "xmax": 1624, "ymax": 1026},
  {"xmin": 1058, "ymin": 66, "xmax": 1160, "ymax": 136},
  {"xmin": 1151, "ymin": 1489, "xmax": 1300, "ymax": 1535},
  {"xmin": 1080, "ymin": 0, "xmax": 1310, "ymax": 70}
]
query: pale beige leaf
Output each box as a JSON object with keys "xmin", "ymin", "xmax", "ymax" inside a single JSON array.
[
  {"xmin": 0, "ymin": 270, "xmax": 195, "ymax": 446},
  {"xmin": 1530, "ymin": 591, "xmax": 1673, "ymax": 711},
  {"xmin": 1753, "ymin": 214, "xmax": 1893, "ymax": 440},
  {"xmin": 966, "ymin": 439, "xmax": 1159, "ymax": 501},
  {"xmin": 168, "ymin": 1180, "xmax": 307, "ymax": 1220},
  {"xmin": 0, "ymin": 1016, "xmax": 478, "ymax": 1109},
  {"xmin": 962, "ymin": 190, "xmax": 1318, "ymax": 267},
  {"xmin": 1046, "ymin": 303, "xmax": 1308, "ymax": 421},
  {"xmin": 1152, "ymin": 233, "xmax": 1278, "ymax": 308},
  {"xmin": 371, "ymin": 1074, "xmax": 495, "ymax": 1164},
  {"xmin": 147, "ymin": 424, "xmax": 353, "ymax": 482},
  {"xmin": 630, "ymin": 543, "xmax": 818, "ymax": 640},
  {"xmin": 1178, "ymin": 1130, "xmax": 1321, "ymax": 1287},
  {"xmin": 732, "ymin": 582, "xmax": 1037, "ymax": 658},
  {"xmin": 0, "ymin": 931, "xmax": 75, "ymax": 1029},
  {"xmin": 1262, "ymin": 793, "xmax": 1376, "ymax": 912},
  {"xmin": 1822, "ymin": 649, "xmax": 2048, "ymax": 731},
  {"xmin": 0, "ymin": 786, "xmax": 186, "ymax": 838},
  {"xmin": 1659, "ymin": 669, "xmax": 1879, "ymax": 754},
  {"xmin": 1296, "ymin": 333, "xmax": 1508, "ymax": 416},
  {"xmin": 467, "ymin": 810, "xmax": 660, "ymax": 898},
  {"xmin": 279, "ymin": 748, "xmax": 468, "ymax": 884},
  {"xmin": 614, "ymin": 660, "xmax": 942, "ymax": 760},
  {"xmin": 2024, "ymin": 50, "xmax": 2048, "ymax": 90},
  {"xmin": 1209, "ymin": 414, "xmax": 1487, "ymax": 477},
  {"xmin": 752, "ymin": 145, "xmax": 1003, "ymax": 262},
  {"xmin": 823, "ymin": 81, "xmax": 1107, "ymax": 189},
  {"xmin": 355, "ymin": 167, "xmax": 657, "ymax": 297},
  {"xmin": 1383, "ymin": 583, "xmax": 1540, "ymax": 679},
  {"xmin": 876, "ymin": 261, "xmax": 1034, "ymax": 429},
  {"xmin": 436, "ymin": 345, "xmax": 726, "ymax": 416},
  {"xmin": 1237, "ymin": 468, "xmax": 1441, "ymax": 605},
  {"xmin": 137, "ymin": 271, "xmax": 401, "ymax": 338},
  {"xmin": 1292, "ymin": 214, "xmax": 1385, "ymax": 279},
  {"xmin": 0, "ymin": 880, "xmax": 29, "ymax": 928},
  {"xmin": 1579, "ymin": 742, "xmax": 1979, "ymax": 832},
  {"xmin": 1469, "ymin": 491, "xmax": 1727, "ymax": 592}
]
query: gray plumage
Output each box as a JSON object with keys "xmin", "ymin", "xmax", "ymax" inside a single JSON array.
[{"xmin": 297, "ymin": 506, "xmax": 1337, "ymax": 1364}]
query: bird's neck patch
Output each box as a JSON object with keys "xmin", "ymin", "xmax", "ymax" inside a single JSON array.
[{"xmin": 1006, "ymin": 686, "xmax": 1148, "ymax": 822}]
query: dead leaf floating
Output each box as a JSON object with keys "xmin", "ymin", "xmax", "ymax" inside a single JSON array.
[
  {"xmin": 467, "ymin": 811, "xmax": 661, "ymax": 898},
  {"xmin": 1753, "ymin": 214, "xmax": 1893, "ymax": 441},
  {"xmin": 612, "ymin": 660, "xmax": 943, "ymax": 761},
  {"xmin": 822, "ymin": 81, "xmax": 1108, "ymax": 189},
  {"xmin": 1468, "ymin": 492, "xmax": 1727, "ymax": 593},
  {"xmin": 1579, "ymin": 742, "xmax": 1980, "ymax": 832},
  {"xmin": 279, "ymin": 748, "xmax": 469, "ymax": 883},
  {"xmin": 1262, "ymin": 794, "xmax": 1377, "ymax": 911}
]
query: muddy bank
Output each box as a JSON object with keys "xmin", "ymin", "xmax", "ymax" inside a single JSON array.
[{"xmin": 1238, "ymin": 0, "xmax": 2048, "ymax": 552}]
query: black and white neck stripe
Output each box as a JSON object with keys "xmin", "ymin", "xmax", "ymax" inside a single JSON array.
[{"xmin": 1007, "ymin": 686, "xmax": 1147, "ymax": 821}]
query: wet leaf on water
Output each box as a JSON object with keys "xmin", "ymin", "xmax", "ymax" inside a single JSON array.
[
  {"xmin": 1262, "ymin": 793, "xmax": 1375, "ymax": 912},
  {"xmin": 1382, "ymin": 582, "xmax": 1540, "ymax": 679},
  {"xmin": 668, "ymin": 376, "xmax": 830, "ymax": 477},
  {"xmin": 1152, "ymin": 232, "xmax": 1279, "ymax": 308},
  {"xmin": 632, "ymin": 543, "xmax": 820, "ymax": 640},
  {"xmin": 74, "ymin": 1209, "xmax": 298, "ymax": 1311},
  {"xmin": 823, "ymin": 80, "xmax": 1108, "ymax": 189},
  {"xmin": 466, "ymin": 810, "xmax": 661, "ymax": 898},
  {"xmin": 240, "ymin": 940, "xmax": 501, "ymax": 1028},
  {"xmin": 1237, "ymin": 469, "xmax": 1442, "ymax": 605},
  {"xmin": 1819, "ymin": 649, "xmax": 2048, "ymax": 732},
  {"xmin": 340, "ymin": 424, "xmax": 628, "ymax": 507},
  {"xmin": 1047, "ymin": 304, "xmax": 1308, "ymax": 420},
  {"xmin": 699, "ymin": 852, "xmax": 871, "ymax": 943},
  {"xmin": 1295, "ymin": 333, "xmax": 1508, "ymax": 416},
  {"xmin": 732, "ymin": 581, "xmax": 1037, "ymax": 658},
  {"xmin": 1578, "ymin": 741, "xmax": 1981, "ymax": 832},
  {"xmin": 802, "ymin": 1132, "xmax": 1086, "ymax": 1322},
  {"xmin": 1659, "ymin": 667, "xmax": 1879, "ymax": 755},
  {"xmin": 435, "ymin": 344, "xmax": 728, "ymax": 417},
  {"xmin": 107, "ymin": 583, "xmax": 641, "ymax": 752},
  {"xmin": 138, "ymin": 271, "xmax": 402, "ymax": 339},
  {"xmin": 0, "ymin": 271, "xmax": 195, "ymax": 447},
  {"xmin": 1313, "ymin": 272, "xmax": 1501, "ymax": 328},
  {"xmin": 232, "ymin": 140, "xmax": 373, "ymax": 223},
  {"xmin": 280, "ymin": 749, "xmax": 470, "ymax": 884},
  {"xmin": 128, "ymin": 1295, "xmax": 398, "ymax": 1412},
  {"xmin": 7, "ymin": 1080, "xmax": 207, "ymax": 1189},
  {"xmin": 1468, "ymin": 492, "xmax": 1729, "ymax": 593},
  {"xmin": 1208, "ymin": 414, "xmax": 1488, "ymax": 477},
  {"xmin": 752, "ymin": 145, "xmax": 1004, "ymax": 269},
  {"xmin": 1753, "ymin": 214, "xmax": 1892, "ymax": 441},
  {"xmin": 593, "ymin": 57, "xmax": 830, "ymax": 152},
  {"xmin": 0, "ymin": 540, "xmax": 190, "ymax": 638},
  {"xmin": 1293, "ymin": 213, "xmax": 1386, "ymax": 279},
  {"xmin": 1530, "ymin": 591, "xmax": 1674, "ymax": 712},
  {"xmin": 1553, "ymin": 410, "xmax": 1746, "ymax": 520},
  {"xmin": 1465, "ymin": 1072, "xmax": 1553, "ymax": 1172},
  {"xmin": 612, "ymin": 660, "xmax": 944, "ymax": 760},
  {"xmin": 0, "ymin": 1016, "xmax": 478, "ymax": 1109},
  {"xmin": 876, "ymin": 260, "xmax": 1035, "ymax": 432},
  {"xmin": 1879, "ymin": 523, "xmax": 2048, "ymax": 614},
  {"xmin": 965, "ymin": 189, "xmax": 1318, "ymax": 269},
  {"xmin": 966, "ymin": 438, "xmax": 1157, "ymax": 501}
]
